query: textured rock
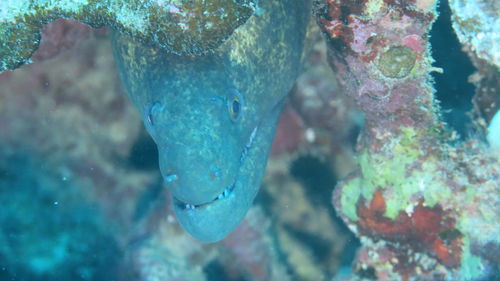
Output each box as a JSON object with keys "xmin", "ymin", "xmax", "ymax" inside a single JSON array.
[
  {"xmin": 0, "ymin": 0, "xmax": 256, "ymax": 72},
  {"xmin": 317, "ymin": 0, "xmax": 499, "ymax": 279}
]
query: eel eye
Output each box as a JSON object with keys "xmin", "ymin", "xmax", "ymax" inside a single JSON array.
[{"xmin": 228, "ymin": 95, "xmax": 242, "ymax": 121}]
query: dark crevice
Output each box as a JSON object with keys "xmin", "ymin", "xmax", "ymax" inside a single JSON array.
[
  {"xmin": 127, "ymin": 128, "xmax": 158, "ymax": 170},
  {"xmin": 284, "ymin": 224, "xmax": 332, "ymax": 262},
  {"xmin": 254, "ymin": 186, "xmax": 275, "ymax": 214},
  {"xmin": 132, "ymin": 176, "xmax": 164, "ymax": 222},
  {"xmin": 204, "ymin": 260, "xmax": 247, "ymax": 281},
  {"xmin": 290, "ymin": 154, "xmax": 336, "ymax": 207},
  {"xmin": 430, "ymin": 0, "xmax": 475, "ymax": 137},
  {"xmin": 289, "ymin": 154, "xmax": 360, "ymax": 269}
]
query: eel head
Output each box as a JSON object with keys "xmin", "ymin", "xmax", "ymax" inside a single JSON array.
[
  {"xmin": 138, "ymin": 60, "xmax": 283, "ymax": 241},
  {"xmin": 112, "ymin": 0, "xmax": 310, "ymax": 242}
]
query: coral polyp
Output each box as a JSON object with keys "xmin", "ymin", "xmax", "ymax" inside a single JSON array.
[{"xmin": 377, "ymin": 46, "xmax": 417, "ymax": 78}]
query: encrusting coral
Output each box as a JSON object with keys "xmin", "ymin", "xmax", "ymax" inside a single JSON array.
[
  {"xmin": 0, "ymin": 0, "xmax": 256, "ymax": 72},
  {"xmin": 317, "ymin": 0, "xmax": 499, "ymax": 280}
]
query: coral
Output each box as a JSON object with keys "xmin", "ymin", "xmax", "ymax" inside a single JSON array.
[
  {"xmin": 456, "ymin": 17, "xmax": 500, "ymax": 154},
  {"xmin": 0, "ymin": 26, "xmax": 159, "ymax": 279},
  {"xmin": 221, "ymin": 207, "xmax": 291, "ymax": 281},
  {"xmin": 254, "ymin": 25, "xmax": 362, "ymax": 281},
  {"xmin": 129, "ymin": 216, "xmax": 211, "ymax": 281},
  {"xmin": 0, "ymin": 0, "xmax": 256, "ymax": 72},
  {"xmin": 0, "ymin": 27, "xmax": 155, "ymax": 226},
  {"xmin": 317, "ymin": 0, "xmax": 499, "ymax": 280},
  {"xmin": 377, "ymin": 46, "xmax": 417, "ymax": 78},
  {"xmin": 33, "ymin": 18, "xmax": 103, "ymax": 62},
  {"xmin": 448, "ymin": 0, "xmax": 500, "ymax": 68}
]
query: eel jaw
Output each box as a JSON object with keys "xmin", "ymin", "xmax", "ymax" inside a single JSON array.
[
  {"xmin": 173, "ymin": 180, "xmax": 237, "ymax": 211},
  {"xmin": 171, "ymin": 101, "xmax": 283, "ymax": 243},
  {"xmin": 171, "ymin": 121, "xmax": 271, "ymax": 243},
  {"xmin": 172, "ymin": 125, "xmax": 258, "ymax": 211}
]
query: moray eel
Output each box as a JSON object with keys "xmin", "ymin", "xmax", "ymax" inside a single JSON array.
[{"xmin": 112, "ymin": 0, "xmax": 310, "ymax": 242}]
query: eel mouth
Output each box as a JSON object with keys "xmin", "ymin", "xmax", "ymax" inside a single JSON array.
[
  {"xmin": 173, "ymin": 125, "xmax": 259, "ymax": 211},
  {"xmin": 174, "ymin": 180, "xmax": 237, "ymax": 210}
]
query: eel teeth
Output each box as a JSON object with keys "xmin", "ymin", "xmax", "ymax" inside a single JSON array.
[
  {"xmin": 185, "ymin": 204, "xmax": 196, "ymax": 210},
  {"xmin": 164, "ymin": 174, "xmax": 178, "ymax": 183},
  {"xmin": 217, "ymin": 186, "xmax": 231, "ymax": 200},
  {"xmin": 179, "ymin": 182, "xmax": 236, "ymax": 210}
]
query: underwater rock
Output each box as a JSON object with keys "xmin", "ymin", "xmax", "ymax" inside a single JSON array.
[
  {"xmin": 0, "ymin": 0, "xmax": 256, "ymax": 72},
  {"xmin": 220, "ymin": 207, "xmax": 292, "ymax": 281},
  {"xmin": 0, "ymin": 24, "xmax": 205, "ymax": 280},
  {"xmin": 0, "ymin": 31, "xmax": 156, "ymax": 227},
  {"xmin": 449, "ymin": 0, "xmax": 500, "ymax": 68},
  {"xmin": 32, "ymin": 18, "xmax": 104, "ymax": 63},
  {"xmin": 318, "ymin": 0, "xmax": 499, "ymax": 280},
  {"xmin": 0, "ymin": 31, "xmax": 163, "ymax": 280},
  {"xmin": 129, "ymin": 221, "xmax": 210, "ymax": 281}
]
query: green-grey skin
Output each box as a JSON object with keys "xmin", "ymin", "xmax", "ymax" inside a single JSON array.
[{"xmin": 112, "ymin": 0, "xmax": 310, "ymax": 242}]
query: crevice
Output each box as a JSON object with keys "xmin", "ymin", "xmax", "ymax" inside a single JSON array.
[{"xmin": 430, "ymin": 0, "xmax": 476, "ymax": 137}]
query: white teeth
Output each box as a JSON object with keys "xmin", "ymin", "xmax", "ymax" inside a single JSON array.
[
  {"xmin": 181, "ymin": 185, "xmax": 233, "ymax": 210},
  {"xmin": 165, "ymin": 174, "xmax": 178, "ymax": 183},
  {"xmin": 217, "ymin": 187, "xmax": 231, "ymax": 200},
  {"xmin": 217, "ymin": 185, "xmax": 234, "ymax": 200}
]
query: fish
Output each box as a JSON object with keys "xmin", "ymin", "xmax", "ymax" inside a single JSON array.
[{"xmin": 111, "ymin": 0, "xmax": 311, "ymax": 242}]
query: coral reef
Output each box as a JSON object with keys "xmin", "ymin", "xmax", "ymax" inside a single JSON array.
[
  {"xmin": 1, "ymin": 0, "xmax": 498, "ymax": 280},
  {"xmin": 317, "ymin": 0, "xmax": 499, "ymax": 280},
  {"xmin": 0, "ymin": 0, "xmax": 256, "ymax": 72},
  {"xmin": 0, "ymin": 24, "xmax": 155, "ymax": 279},
  {"xmin": 0, "ymin": 24, "xmax": 155, "ymax": 227},
  {"xmin": 442, "ymin": 0, "xmax": 500, "ymax": 145}
]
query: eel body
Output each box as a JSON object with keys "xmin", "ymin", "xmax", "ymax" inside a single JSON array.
[{"xmin": 112, "ymin": 0, "xmax": 310, "ymax": 242}]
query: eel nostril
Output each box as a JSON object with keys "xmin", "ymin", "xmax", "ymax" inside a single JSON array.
[
  {"xmin": 209, "ymin": 166, "xmax": 222, "ymax": 179},
  {"xmin": 164, "ymin": 173, "xmax": 178, "ymax": 183}
]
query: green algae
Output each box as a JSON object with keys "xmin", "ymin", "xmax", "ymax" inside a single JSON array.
[
  {"xmin": 0, "ymin": 0, "xmax": 256, "ymax": 72},
  {"xmin": 340, "ymin": 177, "xmax": 362, "ymax": 221},
  {"xmin": 340, "ymin": 127, "xmax": 452, "ymax": 221}
]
